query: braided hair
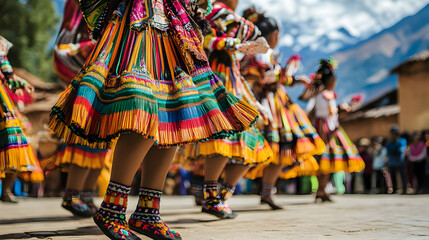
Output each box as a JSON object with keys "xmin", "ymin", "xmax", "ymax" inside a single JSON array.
[
  {"xmin": 317, "ymin": 59, "xmax": 336, "ymax": 86},
  {"xmin": 243, "ymin": 7, "xmax": 279, "ymax": 37},
  {"xmin": 299, "ymin": 59, "xmax": 337, "ymax": 101}
]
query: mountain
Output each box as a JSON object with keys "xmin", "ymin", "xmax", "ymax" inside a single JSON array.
[
  {"xmin": 332, "ymin": 4, "xmax": 429, "ymax": 103},
  {"xmin": 236, "ymin": 0, "xmax": 428, "ymax": 103},
  {"xmin": 51, "ymin": 0, "xmax": 428, "ymax": 105},
  {"xmin": 238, "ymin": 0, "xmax": 427, "ymax": 54}
]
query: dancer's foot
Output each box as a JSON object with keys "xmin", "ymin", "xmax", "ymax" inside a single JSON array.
[
  {"xmin": 94, "ymin": 211, "xmax": 140, "ymax": 240},
  {"xmin": 315, "ymin": 193, "xmax": 333, "ymax": 203},
  {"xmin": 202, "ymin": 198, "xmax": 236, "ymax": 219},
  {"xmin": 129, "ymin": 188, "xmax": 181, "ymax": 240},
  {"xmin": 0, "ymin": 192, "xmax": 18, "ymax": 203},
  {"xmin": 62, "ymin": 190, "xmax": 93, "ymax": 217},
  {"xmin": 202, "ymin": 181, "xmax": 235, "ymax": 219},
  {"xmin": 260, "ymin": 184, "xmax": 282, "ymax": 210},
  {"xmin": 260, "ymin": 195, "xmax": 283, "ymax": 210},
  {"xmin": 80, "ymin": 191, "xmax": 98, "ymax": 214},
  {"xmin": 129, "ymin": 216, "xmax": 181, "ymax": 240},
  {"xmin": 94, "ymin": 182, "xmax": 140, "ymax": 240}
]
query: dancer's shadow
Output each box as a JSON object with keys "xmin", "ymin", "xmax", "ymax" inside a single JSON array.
[
  {"xmin": 0, "ymin": 226, "xmax": 103, "ymax": 239},
  {"xmin": 161, "ymin": 210, "xmax": 203, "ymax": 217},
  {"xmin": 0, "ymin": 216, "xmax": 77, "ymax": 225},
  {"xmin": 167, "ymin": 218, "xmax": 220, "ymax": 225},
  {"xmin": 229, "ymin": 201, "xmax": 314, "ymax": 213},
  {"xmin": 287, "ymin": 201, "xmax": 316, "ymax": 206}
]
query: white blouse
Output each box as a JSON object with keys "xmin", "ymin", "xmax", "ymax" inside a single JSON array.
[{"xmin": 315, "ymin": 90, "xmax": 339, "ymax": 130}]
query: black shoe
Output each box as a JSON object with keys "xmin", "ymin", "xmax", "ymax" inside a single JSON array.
[
  {"xmin": 81, "ymin": 197, "xmax": 98, "ymax": 214},
  {"xmin": 93, "ymin": 211, "xmax": 141, "ymax": 240},
  {"xmin": 315, "ymin": 195, "xmax": 333, "ymax": 203},
  {"xmin": 61, "ymin": 197, "xmax": 93, "ymax": 218},
  {"xmin": 129, "ymin": 221, "xmax": 182, "ymax": 240},
  {"xmin": 201, "ymin": 199, "xmax": 236, "ymax": 219},
  {"xmin": 260, "ymin": 196, "xmax": 283, "ymax": 210}
]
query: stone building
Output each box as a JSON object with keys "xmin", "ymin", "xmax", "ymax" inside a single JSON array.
[
  {"xmin": 340, "ymin": 89, "xmax": 399, "ymax": 142},
  {"xmin": 391, "ymin": 50, "xmax": 429, "ymax": 133}
]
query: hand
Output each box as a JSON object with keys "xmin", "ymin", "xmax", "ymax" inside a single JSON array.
[
  {"xmin": 14, "ymin": 88, "xmax": 24, "ymax": 96},
  {"xmin": 24, "ymin": 84, "xmax": 34, "ymax": 94},
  {"xmin": 236, "ymin": 37, "xmax": 269, "ymax": 54},
  {"xmin": 295, "ymin": 75, "xmax": 312, "ymax": 85}
]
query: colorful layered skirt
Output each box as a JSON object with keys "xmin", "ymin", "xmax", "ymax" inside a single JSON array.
[
  {"xmin": 55, "ymin": 143, "xmax": 112, "ymax": 169},
  {"xmin": 0, "ymin": 83, "xmax": 36, "ymax": 178},
  {"xmin": 197, "ymin": 127, "xmax": 273, "ymax": 166},
  {"xmin": 314, "ymin": 117, "xmax": 365, "ymax": 174},
  {"xmin": 246, "ymin": 88, "xmax": 324, "ymax": 179},
  {"xmin": 180, "ymin": 46, "xmax": 273, "ymax": 167},
  {"xmin": 53, "ymin": 0, "xmax": 114, "ymax": 170},
  {"xmin": 48, "ymin": 0, "xmax": 258, "ymax": 149}
]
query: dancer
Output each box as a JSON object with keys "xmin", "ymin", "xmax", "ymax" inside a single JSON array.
[
  {"xmin": 240, "ymin": 9, "xmax": 324, "ymax": 210},
  {"xmin": 300, "ymin": 59, "xmax": 365, "ymax": 202},
  {"xmin": 48, "ymin": 0, "xmax": 259, "ymax": 239},
  {"xmin": 0, "ymin": 36, "xmax": 36, "ymax": 203},
  {"xmin": 53, "ymin": 0, "xmax": 112, "ymax": 218},
  {"xmin": 189, "ymin": 0, "xmax": 273, "ymax": 219}
]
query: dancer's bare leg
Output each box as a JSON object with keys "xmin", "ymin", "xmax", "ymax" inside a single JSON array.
[
  {"xmin": 65, "ymin": 165, "xmax": 90, "ymax": 190},
  {"xmin": 1, "ymin": 173, "xmax": 18, "ymax": 202},
  {"xmin": 260, "ymin": 164, "xmax": 284, "ymax": 210},
  {"xmin": 140, "ymin": 146, "xmax": 177, "ymax": 190},
  {"xmin": 110, "ymin": 133, "xmax": 154, "ymax": 185},
  {"xmin": 204, "ymin": 156, "xmax": 229, "ymax": 182},
  {"xmin": 223, "ymin": 164, "xmax": 250, "ymax": 187}
]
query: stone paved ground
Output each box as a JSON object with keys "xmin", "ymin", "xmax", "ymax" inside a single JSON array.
[{"xmin": 0, "ymin": 194, "xmax": 428, "ymax": 240}]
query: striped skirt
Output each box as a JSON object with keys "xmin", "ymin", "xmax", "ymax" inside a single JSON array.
[
  {"xmin": 246, "ymin": 90, "xmax": 323, "ymax": 180},
  {"xmin": 197, "ymin": 127, "xmax": 273, "ymax": 166},
  {"xmin": 0, "ymin": 83, "xmax": 36, "ymax": 178},
  {"xmin": 55, "ymin": 143, "xmax": 113, "ymax": 170},
  {"xmin": 314, "ymin": 117, "xmax": 365, "ymax": 174},
  {"xmin": 48, "ymin": 0, "xmax": 258, "ymax": 149}
]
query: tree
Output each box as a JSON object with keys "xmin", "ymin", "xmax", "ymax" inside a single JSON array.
[{"xmin": 0, "ymin": 0, "xmax": 60, "ymax": 82}]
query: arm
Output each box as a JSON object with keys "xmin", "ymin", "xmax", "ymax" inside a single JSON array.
[
  {"xmin": 0, "ymin": 56, "xmax": 33, "ymax": 94},
  {"xmin": 0, "ymin": 56, "xmax": 14, "ymax": 80},
  {"xmin": 205, "ymin": 4, "xmax": 261, "ymax": 43},
  {"xmin": 203, "ymin": 28, "xmax": 240, "ymax": 52}
]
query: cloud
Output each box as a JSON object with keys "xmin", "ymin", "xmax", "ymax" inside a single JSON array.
[
  {"xmin": 279, "ymin": 34, "xmax": 294, "ymax": 47},
  {"xmin": 237, "ymin": 0, "xmax": 428, "ymax": 51},
  {"xmin": 367, "ymin": 69, "xmax": 389, "ymax": 84}
]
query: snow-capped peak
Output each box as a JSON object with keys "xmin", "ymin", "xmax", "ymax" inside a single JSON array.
[{"xmin": 237, "ymin": 0, "xmax": 428, "ymax": 52}]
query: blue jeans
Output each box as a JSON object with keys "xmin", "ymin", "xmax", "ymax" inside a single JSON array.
[{"xmin": 389, "ymin": 166, "xmax": 406, "ymax": 193}]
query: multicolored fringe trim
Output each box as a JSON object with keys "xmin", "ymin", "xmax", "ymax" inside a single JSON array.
[
  {"xmin": 0, "ymin": 83, "xmax": 36, "ymax": 178},
  {"xmin": 19, "ymin": 152, "xmax": 45, "ymax": 183},
  {"xmin": 48, "ymin": 2, "xmax": 258, "ymax": 149},
  {"xmin": 314, "ymin": 118, "xmax": 365, "ymax": 174},
  {"xmin": 279, "ymin": 154, "xmax": 320, "ymax": 179},
  {"xmin": 129, "ymin": 188, "xmax": 181, "ymax": 239},
  {"xmin": 55, "ymin": 143, "xmax": 112, "ymax": 169},
  {"xmin": 245, "ymin": 102, "xmax": 324, "ymax": 180},
  {"xmin": 198, "ymin": 127, "xmax": 273, "ymax": 166}
]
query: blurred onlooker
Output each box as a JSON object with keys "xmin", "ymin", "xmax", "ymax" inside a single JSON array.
[
  {"xmin": 406, "ymin": 132, "xmax": 427, "ymax": 194},
  {"xmin": 425, "ymin": 130, "xmax": 429, "ymax": 193},
  {"xmin": 369, "ymin": 137, "xmax": 389, "ymax": 194},
  {"xmin": 359, "ymin": 138, "xmax": 372, "ymax": 193},
  {"xmin": 386, "ymin": 126, "xmax": 407, "ymax": 194}
]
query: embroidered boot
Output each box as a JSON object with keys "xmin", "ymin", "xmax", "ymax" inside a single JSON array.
[
  {"xmin": 219, "ymin": 184, "xmax": 237, "ymax": 219},
  {"xmin": 201, "ymin": 181, "xmax": 235, "ymax": 219},
  {"xmin": 62, "ymin": 189, "xmax": 93, "ymax": 218},
  {"xmin": 260, "ymin": 184, "xmax": 283, "ymax": 210},
  {"xmin": 129, "ymin": 188, "xmax": 182, "ymax": 240},
  {"xmin": 93, "ymin": 182, "xmax": 140, "ymax": 240},
  {"xmin": 80, "ymin": 190, "xmax": 98, "ymax": 214}
]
